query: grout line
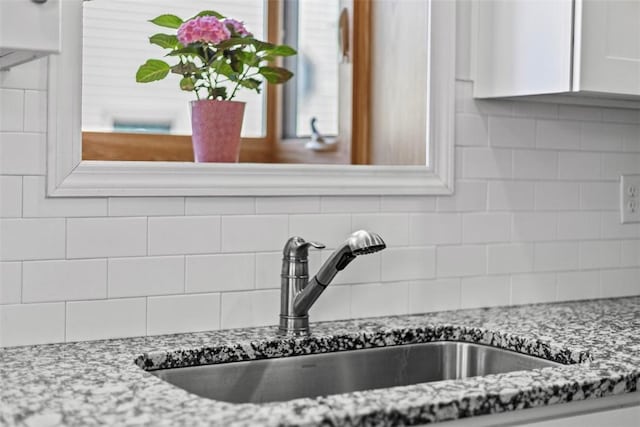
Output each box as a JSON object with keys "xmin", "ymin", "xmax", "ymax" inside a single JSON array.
[{"xmin": 63, "ymin": 301, "xmax": 68, "ymax": 343}]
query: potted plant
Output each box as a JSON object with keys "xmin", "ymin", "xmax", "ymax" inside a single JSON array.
[{"xmin": 136, "ymin": 11, "xmax": 296, "ymax": 162}]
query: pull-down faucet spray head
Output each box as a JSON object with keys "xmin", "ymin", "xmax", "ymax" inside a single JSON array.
[{"xmin": 279, "ymin": 230, "xmax": 386, "ymax": 336}]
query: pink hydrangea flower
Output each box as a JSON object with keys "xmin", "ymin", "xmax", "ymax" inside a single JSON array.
[
  {"xmin": 223, "ymin": 18, "xmax": 251, "ymax": 37},
  {"xmin": 177, "ymin": 16, "xmax": 231, "ymax": 45}
]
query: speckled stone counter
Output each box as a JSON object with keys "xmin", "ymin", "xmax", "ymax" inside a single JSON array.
[{"xmin": 1, "ymin": 297, "xmax": 639, "ymax": 426}]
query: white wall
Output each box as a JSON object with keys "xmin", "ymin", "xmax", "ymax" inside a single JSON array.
[{"xmin": 1, "ymin": 1, "xmax": 639, "ymax": 347}]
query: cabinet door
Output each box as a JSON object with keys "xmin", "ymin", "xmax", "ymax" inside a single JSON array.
[
  {"xmin": 578, "ymin": 0, "xmax": 640, "ymax": 96},
  {"xmin": 0, "ymin": 0, "xmax": 60, "ymax": 52}
]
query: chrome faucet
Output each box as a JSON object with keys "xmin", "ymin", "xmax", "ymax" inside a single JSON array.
[{"xmin": 278, "ymin": 230, "xmax": 386, "ymax": 336}]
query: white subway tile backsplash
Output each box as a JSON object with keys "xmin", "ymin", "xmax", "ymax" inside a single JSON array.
[
  {"xmin": 579, "ymin": 241, "xmax": 621, "ymax": 270},
  {"xmin": 108, "ymin": 197, "xmax": 184, "ymax": 217},
  {"xmin": 23, "ymin": 90, "xmax": 47, "ymax": 133},
  {"xmin": 461, "ymin": 276, "xmax": 510, "ymax": 308},
  {"xmin": 23, "ymin": 259, "xmax": 107, "ymax": 303},
  {"xmin": 255, "ymin": 196, "xmax": 320, "ymax": 214},
  {"xmin": 621, "ymin": 240, "xmax": 640, "ymax": 268},
  {"xmin": 511, "ymin": 273, "xmax": 556, "ymax": 305},
  {"xmin": 350, "ymin": 282, "xmax": 409, "ymax": 318},
  {"xmin": 22, "ymin": 176, "xmax": 107, "ymax": 217},
  {"xmin": 66, "ymin": 298, "xmax": 146, "ymax": 342},
  {"xmin": 289, "ymin": 214, "xmax": 351, "ymax": 249},
  {"xmin": 487, "ymin": 243, "xmax": 534, "ymax": 274},
  {"xmin": 436, "ymin": 181, "xmax": 487, "ymax": 212},
  {"xmin": 487, "ymin": 181, "xmax": 535, "ymax": 211},
  {"xmin": 489, "ymin": 117, "xmax": 535, "ymax": 148},
  {"xmin": 67, "ymin": 217, "xmax": 147, "ymax": 259},
  {"xmin": 535, "ymin": 120, "xmax": 580, "ymax": 150},
  {"xmin": 0, "ymin": 133, "xmax": 46, "ymax": 175},
  {"xmin": 534, "ymin": 242, "xmax": 579, "ymax": 272},
  {"xmin": 2, "ymin": 54, "xmax": 640, "ymax": 348},
  {"xmin": 408, "ymin": 279, "xmax": 461, "ymax": 313},
  {"xmin": 220, "ymin": 290, "xmax": 279, "ymax": 329},
  {"xmin": 580, "ymin": 183, "xmax": 618, "ymax": 211},
  {"xmin": 409, "ymin": 213, "xmax": 462, "ymax": 245},
  {"xmin": 148, "ymin": 216, "xmax": 220, "ymax": 256},
  {"xmin": 512, "ymin": 150, "xmax": 558, "ymax": 180},
  {"xmin": 381, "ymin": 247, "xmax": 435, "ymax": 282},
  {"xmin": 0, "ymin": 58, "xmax": 47, "ymax": 90},
  {"xmin": 534, "ymin": 182, "xmax": 580, "ymax": 211},
  {"xmin": 557, "ymin": 152, "xmax": 601, "ymax": 181},
  {"xmin": 0, "ymin": 219, "xmax": 65, "ymax": 261},
  {"xmin": 0, "ymin": 302, "xmax": 65, "ymax": 347},
  {"xmin": 558, "ymin": 105, "xmax": 602, "ymax": 122},
  {"xmin": 556, "ymin": 212, "xmax": 601, "ymax": 240},
  {"xmin": 0, "ymin": 262, "xmax": 21, "ymax": 304},
  {"xmin": 600, "ymin": 268, "xmax": 640, "ymax": 298},
  {"xmin": 222, "ymin": 215, "xmax": 288, "ymax": 252},
  {"xmin": 601, "ymin": 212, "xmax": 640, "ymax": 239},
  {"xmin": 308, "ymin": 285, "xmax": 351, "ymax": 322},
  {"xmin": 0, "ymin": 176, "xmax": 22, "ymax": 217},
  {"xmin": 602, "ymin": 108, "xmax": 639, "ymax": 124},
  {"xmin": 462, "ymin": 213, "xmax": 510, "ymax": 244},
  {"xmin": 351, "ymin": 213, "xmax": 409, "ymax": 247},
  {"xmin": 621, "ymin": 125, "xmax": 640, "ymax": 152},
  {"xmin": 600, "ymin": 153, "xmax": 640, "ymax": 181},
  {"xmin": 512, "ymin": 212, "xmax": 557, "ymax": 242},
  {"xmin": 108, "ymin": 256, "xmax": 184, "ymax": 298},
  {"xmin": 379, "ymin": 195, "xmax": 436, "ymax": 213},
  {"xmin": 255, "ymin": 252, "xmax": 282, "ymax": 289},
  {"xmin": 186, "ymin": 253, "xmax": 254, "ymax": 293},
  {"xmin": 320, "ymin": 196, "xmax": 380, "ymax": 213},
  {"xmin": 437, "ymin": 245, "xmax": 486, "ymax": 278},
  {"xmin": 147, "ymin": 293, "xmax": 220, "ymax": 335},
  {"xmin": 556, "ymin": 271, "xmax": 599, "ymax": 301},
  {"xmin": 0, "ymin": 89, "xmax": 24, "ymax": 131},
  {"xmin": 581, "ymin": 122, "xmax": 624, "ymax": 152},
  {"xmin": 185, "ymin": 197, "xmax": 255, "ymax": 215},
  {"xmin": 462, "ymin": 148, "xmax": 512, "ymax": 179},
  {"xmin": 455, "ymin": 113, "xmax": 488, "ymax": 147}
]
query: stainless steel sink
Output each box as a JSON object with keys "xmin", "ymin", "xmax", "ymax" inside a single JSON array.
[{"xmin": 149, "ymin": 341, "xmax": 562, "ymax": 403}]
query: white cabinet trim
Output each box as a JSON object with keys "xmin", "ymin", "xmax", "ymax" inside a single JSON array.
[{"xmin": 46, "ymin": 0, "xmax": 455, "ymax": 197}]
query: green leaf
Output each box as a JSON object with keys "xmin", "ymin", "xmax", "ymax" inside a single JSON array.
[
  {"xmin": 180, "ymin": 76, "xmax": 196, "ymax": 91},
  {"xmin": 149, "ymin": 33, "xmax": 180, "ymax": 49},
  {"xmin": 239, "ymin": 78, "xmax": 262, "ymax": 91},
  {"xmin": 215, "ymin": 38, "xmax": 255, "ymax": 51},
  {"xmin": 250, "ymin": 39, "xmax": 276, "ymax": 52},
  {"xmin": 166, "ymin": 46, "xmax": 204, "ymax": 59},
  {"xmin": 191, "ymin": 10, "xmax": 225, "ymax": 20},
  {"xmin": 236, "ymin": 50, "xmax": 260, "ymax": 67},
  {"xmin": 268, "ymin": 45, "xmax": 297, "ymax": 56},
  {"xmin": 171, "ymin": 62, "xmax": 199, "ymax": 75},
  {"xmin": 136, "ymin": 59, "xmax": 171, "ymax": 83},
  {"xmin": 149, "ymin": 14, "xmax": 183, "ymax": 29},
  {"xmin": 228, "ymin": 52, "xmax": 244, "ymax": 73},
  {"xmin": 259, "ymin": 66, "xmax": 294, "ymax": 84},
  {"xmin": 209, "ymin": 87, "xmax": 228, "ymax": 100}
]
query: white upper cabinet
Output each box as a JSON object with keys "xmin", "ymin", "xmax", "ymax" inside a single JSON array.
[
  {"xmin": 473, "ymin": 0, "xmax": 640, "ymax": 106},
  {"xmin": 0, "ymin": 0, "xmax": 61, "ymax": 70}
]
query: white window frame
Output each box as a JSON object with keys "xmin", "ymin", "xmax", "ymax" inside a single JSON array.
[{"xmin": 47, "ymin": 0, "xmax": 455, "ymax": 197}]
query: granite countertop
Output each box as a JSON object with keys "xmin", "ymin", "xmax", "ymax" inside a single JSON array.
[{"xmin": 1, "ymin": 297, "xmax": 639, "ymax": 426}]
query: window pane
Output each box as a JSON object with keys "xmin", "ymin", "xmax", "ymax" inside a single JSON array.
[
  {"xmin": 294, "ymin": 0, "xmax": 340, "ymax": 137},
  {"xmin": 82, "ymin": 0, "xmax": 265, "ymax": 137}
]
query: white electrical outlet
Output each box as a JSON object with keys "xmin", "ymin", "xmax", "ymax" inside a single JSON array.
[{"xmin": 620, "ymin": 174, "xmax": 640, "ymax": 224}]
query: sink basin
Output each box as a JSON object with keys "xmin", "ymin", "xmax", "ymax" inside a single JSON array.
[{"xmin": 149, "ymin": 341, "xmax": 563, "ymax": 403}]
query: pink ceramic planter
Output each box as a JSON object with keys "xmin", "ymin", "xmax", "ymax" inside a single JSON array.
[{"xmin": 190, "ymin": 99, "xmax": 245, "ymax": 162}]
